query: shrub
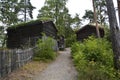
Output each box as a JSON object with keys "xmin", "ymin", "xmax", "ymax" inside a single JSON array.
[
  {"xmin": 71, "ymin": 36, "xmax": 120, "ymax": 80},
  {"xmin": 71, "ymin": 42, "xmax": 81, "ymax": 55},
  {"xmin": 33, "ymin": 36, "xmax": 56, "ymax": 61},
  {"xmin": 66, "ymin": 34, "xmax": 76, "ymax": 47},
  {"xmin": 83, "ymin": 36, "xmax": 113, "ymax": 66}
]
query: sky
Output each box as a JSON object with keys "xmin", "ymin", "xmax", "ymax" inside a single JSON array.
[
  {"xmin": 30, "ymin": 0, "xmax": 92, "ymax": 19},
  {"xmin": 30, "ymin": 0, "xmax": 117, "ymax": 24}
]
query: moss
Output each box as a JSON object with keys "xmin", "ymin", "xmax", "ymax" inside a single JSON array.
[{"xmin": 8, "ymin": 19, "xmax": 42, "ymax": 30}]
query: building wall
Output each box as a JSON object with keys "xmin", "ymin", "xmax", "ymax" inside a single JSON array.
[
  {"xmin": 7, "ymin": 21, "xmax": 58, "ymax": 49},
  {"xmin": 76, "ymin": 25, "xmax": 104, "ymax": 41}
]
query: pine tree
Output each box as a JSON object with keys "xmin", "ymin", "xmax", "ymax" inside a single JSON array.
[
  {"xmin": 0, "ymin": 0, "xmax": 19, "ymax": 25},
  {"xmin": 117, "ymin": 0, "xmax": 120, "ymax": 24},
  {"xmin": 37, "ymin": 0, "xmax": 81, "ymax": 37},
  {"xmin": 83, "ymin": 0, "xmax": 107, "ymax": 25},
  {"xmin": 0, "ymin": 0, "xmax": 35, "ymax": 47},
  {"xmin": 106, "ymin": 0, "xmax": 120, "ymax": 69},
  {"xmin": 18, "ymin": 0, "xmax": 35, "ymax": 22}
]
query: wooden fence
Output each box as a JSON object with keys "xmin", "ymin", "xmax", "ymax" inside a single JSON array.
[{"xmin": 0, "ymin": 48, "xmax": 34, "ymax": 77}]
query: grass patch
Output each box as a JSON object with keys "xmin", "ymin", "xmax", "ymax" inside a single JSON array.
[{"xmin": 2, "ymin": 61, "xmax": 49, "ymax": 80}]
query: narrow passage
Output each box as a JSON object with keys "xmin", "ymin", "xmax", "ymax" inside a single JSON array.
[{"xmin": 34, "ymin": 48, "xmax": 78, "ymax": 80}]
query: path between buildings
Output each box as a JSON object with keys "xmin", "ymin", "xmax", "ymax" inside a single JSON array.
[{"xmin": 33, "ymin": 48, "xmax": 78, "ymax": 80}]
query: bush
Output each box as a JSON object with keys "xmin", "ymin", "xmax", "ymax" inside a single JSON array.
[
  {"xmin": 66, "ymin": 34, "xmax": 76, "ymax": 47},
  {"xmin": 83, "ymin": 36, "xmax": 113, "ymax": 66},
  {"xmin": 33, "ymin": 36, "xmax": 56, "ymax": 61},
  {"xmin": 71, "ymin": 36, "xmax": 120, "ymax": 80},
  {"xmin": 71, "ymin": 42, "xmax": 81, "ymax": 55}
]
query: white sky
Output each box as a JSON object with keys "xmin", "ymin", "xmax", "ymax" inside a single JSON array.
[{"xmin": 31, "ymin": 0, "xmax": 117, "ymax": 23}]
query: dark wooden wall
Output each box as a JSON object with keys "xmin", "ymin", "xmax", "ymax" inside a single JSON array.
[
  {"xmin": 43, "ymin": 21, "xmax": 58, "ymax": 39},
  {"xmin": 76, "ymin": 25, "xmax": 104, "ymax": 41},
  {"xmin": 7, "ymin": 21, "xmax": 58, "ymax": 49}
]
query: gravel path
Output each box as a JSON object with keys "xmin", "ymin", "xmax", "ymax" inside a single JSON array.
[{"xmin": 34, "ymin": 48, "xmax": 78, "ymax": 80}]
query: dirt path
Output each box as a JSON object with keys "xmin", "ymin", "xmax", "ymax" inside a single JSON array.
[{"xmin": 34, "ymin": 48, "xmax": 78, "ymax": 80}]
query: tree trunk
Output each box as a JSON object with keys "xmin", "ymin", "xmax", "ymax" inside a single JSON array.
[
  {"xmin": 92, "ymin": 0, "xmax": 100, "ymax": 38},
  {"xmin": 117, "ymin": 0, "xmax": 120, "ymax": 24},
  {"xmin": 24, "ymin": 0, "xmax": 27, "ymax": 22},
  {"xmin": 106, "ymin": 0, "xmax": 120, "ymax": 69}
]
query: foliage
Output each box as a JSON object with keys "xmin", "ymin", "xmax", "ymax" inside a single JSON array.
[
  {"xmin": 37, "ymin": 0, "xmax": 67, "ymax": 35},
  {"xmin": 82, "ymin": 0, "xmax": 108, "ymax": 25},
  {"xmin": 0, "ymin": 0, "xmax": 19, "ymax": 25},
  {"xmin": 18, "ymin": 0, "xmax": 35, "ymax": 22},
  {"xmin": 34, "ymin": 36, "xmax": 56, "ymax": 61},
  {"xmin": 0, "ymin": 26, "xmax": 5, "ymax": 47},
  {"xmin": 37, "ymin": 0, "xmax": 81, "ymax": 37},
  {"xmin": 82, "ymin": 10, "xmax": 94, "ymax": 23},
  {"xmin": 95, "ymin": 0, "xmax": 108, "ymax": 25},
  {"xmin": 104, "ymin": 26, "xmax": 111, "ymax": 41},
  {"xmin": 71, "ymin": 36, "xmax": 120, "ymax": 80},
  {"xmin": 0, "ymin": 0, "xmax": 35, "ymax": 26},
  {"xmin": 0, "ymin": 0, "xmax": 35, "ymax": 47},
  {"xmin": 72, "ymin": 14, "xmax": 82, "ymax": 29},
  {"xmin": 66, "ymin": 34, "xmax": 76, "ymax": 47}
]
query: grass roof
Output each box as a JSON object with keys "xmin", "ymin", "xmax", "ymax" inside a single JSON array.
[{"xmin": 8, "ymin": 19, "xmax": 42, "ymax": 30}]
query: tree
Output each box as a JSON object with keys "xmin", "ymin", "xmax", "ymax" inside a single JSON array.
[
  {"xmin": 95, "ymin": 0, "xmax": 108, "ymax": 25},
  {"xmin": 0, "ymin": 0, "xmax": 20, "ymax": 47},
  {"xmin": 82, "ymin": 10, "xmax": 94, "ymax": 23},
  {"xmin": 117, "ymin": 0, "xmax": 120, "ymax": 24},
  {"xmin": 72, "ymin": 14, "xmax": 82, "ymax": 29},
  {"xmin": 0, "ymin": 0, "xmax": 35, "ymax": 25},
  {"xmin": 106, "ymin": 0, "xmax": 120, "ymax": 69},
  {"xmin": 83, "ymin": 0, "xmax": 108, "ymax": 25},
  {"xmin": 0, "ymin": 0, "xmax": 35, "ymax": 47},
  {"xmin": 0, "ymin": 0, "xmax": 19, "ymax": 25},
  {"xmin": 18, "ymin": 0, "xmax": 35, "ymax": 22},
  {"xmin": 37, "ymin": 0, "xmax": 80, "ymax": 37},
  {"xmin": 92, "ymin": 0, "xmax": 100, "ymax": 38},
  {"xmin": 37, "ymin": 0, "xmax": 67, "ymax": 35}
]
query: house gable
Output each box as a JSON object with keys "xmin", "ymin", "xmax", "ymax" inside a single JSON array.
[{"xmin": 76, "ymin": 24, "xmax": 104, "ymax": 41}]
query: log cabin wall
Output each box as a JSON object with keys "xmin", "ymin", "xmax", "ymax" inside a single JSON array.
[
  {"xmin": 7, "ymin": 20, "xmax": 58, "ymax": 49},
  {"xmin": 76, "ymin": 25, "xmax": 104, "ymax": 41},
  {"xmin": 43, "ymin": 21, "xmax": 58, "ymax": 39}
]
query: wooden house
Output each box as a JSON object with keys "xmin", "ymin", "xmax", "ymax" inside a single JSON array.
[
  {"xmin": 7, "ymin": 20, "xmax": 58, "ymax": 49},
  {"xmin": 76, "ymin": 24, "xmax": 104, "ymax": 41}
]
